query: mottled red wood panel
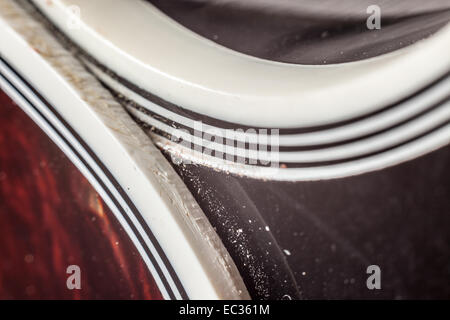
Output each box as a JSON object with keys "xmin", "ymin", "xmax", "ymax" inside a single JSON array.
[{"xmin": 0, "ymin": 90, "xmax": 163, "ymax": 299}]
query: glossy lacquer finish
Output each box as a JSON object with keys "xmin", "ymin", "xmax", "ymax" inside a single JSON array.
[
  {"xmin": 170, "ymin": 144, "xmax": 450, "ymax": 300},
  {"xmin": 0, "ymin": 90, "xmax": 162, "ymax": 299},
  {"xmin": 150, "ymin": 0, "xmax": 450, "ymax": 65}
]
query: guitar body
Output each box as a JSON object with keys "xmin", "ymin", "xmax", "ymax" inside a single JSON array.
[{"xmin": 0, "ymin": 0, "xmax": 449, "ymax": 300}]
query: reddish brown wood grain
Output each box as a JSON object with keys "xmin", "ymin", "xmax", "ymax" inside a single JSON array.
[{"xmin": 0, "ymin": 90, "xmax": 163, "ymax": 299}]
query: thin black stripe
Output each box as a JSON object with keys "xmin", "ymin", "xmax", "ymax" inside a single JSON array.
[
  {"xmin": 26, "ymin": 0, "xmax": 450, "ymax": 135},
  {"xmin": 123, "ymin": 90, "xmax": 450, "ymax": 152},
  {"xmin": 148, "ymin": 111, "xmax": 450, "ymax": 168},
  {"xmin": 0, "ymin": 70, "xmax": 178, "ymax": 299},
  {"xmin": 0, "ymin": 59, "xmax": 188, "ymax": 299},
  {"xmin": 284, "ymin": 119, "xmax": 450, "ymax": 168},
  {"xmin": 85, "ymin": 55, "xmax": 450, "ymax": 134}
]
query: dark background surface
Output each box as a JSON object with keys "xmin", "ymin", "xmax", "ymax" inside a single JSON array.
[
  {"xmin": 150, "ymin": 0, "xmax": 450, "ymax": 64},
  {"xmin": 170, "ymin": 145, "xmax": 450, "ymax": 299}
]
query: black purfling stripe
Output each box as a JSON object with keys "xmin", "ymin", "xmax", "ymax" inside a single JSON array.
[
  {"xmin": 7, "ymin": 1, "xmax": 189, "ymax": 297},
  {"xmin": 147, "ymin": 114, "xmax": 450, "ymax": 168},
  {"xmin": 80, "ymin": 51, "xmax": 450, "ymax": 134},
  {"xmin": 0, "ymin": 59, "xmax": 188, "ymax": 299},
  {"xmin": 281, "ymin": 119, "xmax": 450, "ymax": 168},
  {"xmin": 25, "ymin": 0, "xmax": 450, "ymax": 134},
  {"xmin": 0, "ymin": 70, "xmax": 178, "ymax": 300},
  {"xmin": 122, "ymin": 88, "xmax": 450, "ymax": 152}
]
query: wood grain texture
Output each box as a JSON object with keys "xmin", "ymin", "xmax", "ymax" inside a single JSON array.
[{"xmin": 0, "ymin": 90, "xmax": 163, "ymax": 299}]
